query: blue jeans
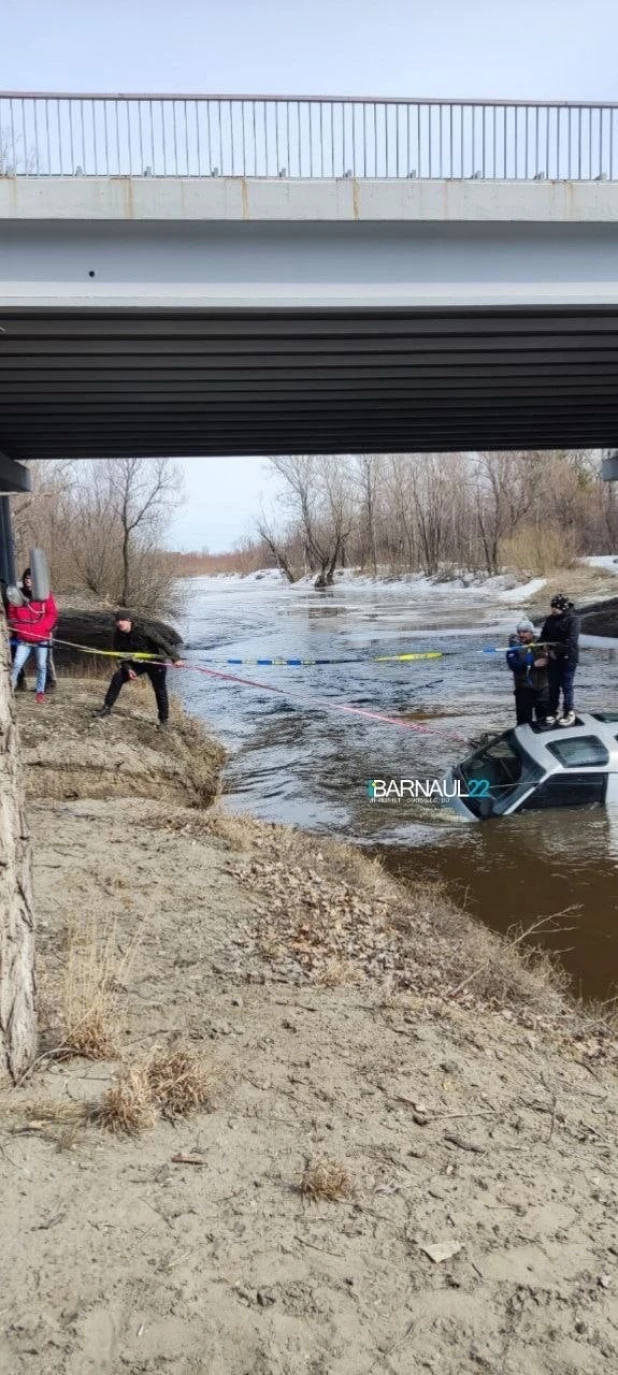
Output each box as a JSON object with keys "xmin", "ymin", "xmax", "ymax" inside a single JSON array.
[
  {"xmin": 548, "ymin": 659, "xmax": 576, "ymax": 715},
  {"xmin": 11, "ymin": 642, "xmax": 48, "ymax": 694}
]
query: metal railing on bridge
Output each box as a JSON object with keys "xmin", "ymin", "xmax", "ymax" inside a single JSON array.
[{"xmin": 1, "ymin": 92, "xmax": 617, "ymax": 181}]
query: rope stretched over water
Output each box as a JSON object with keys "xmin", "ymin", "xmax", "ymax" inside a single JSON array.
[
  {"xmin": 7, "ymin": 630, "xmax": 578, "ymax": 747},
  {"xmin": 14, "ymin": 634, "xmax": 559, "ymax": 666},
  {"xmin": 180, "ymin": 661, "xmax": 466, "ymax": 739},
  {"xmin": 9, "ymin": 632, "xmax": 468, "ymax": 741}
]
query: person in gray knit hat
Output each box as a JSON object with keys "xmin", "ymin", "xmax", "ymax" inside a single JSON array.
[{"xmin": 505, "ymin": 617, "xmax": 549, "ymax": 726}]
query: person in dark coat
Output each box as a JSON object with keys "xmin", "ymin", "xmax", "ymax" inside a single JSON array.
[
  {"xmin": 93, "ymin": 610, "xmax": 182, "ymax": 728},
  {"xmin": 538, "ymin": 593, "xmax": 579, "ymax": 727},
  {"xmin": 506, "ymin": 618, "xmax": 549, "ymax": 725}
]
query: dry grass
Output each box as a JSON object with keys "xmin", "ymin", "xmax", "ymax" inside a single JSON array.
[
  {"xmin": 95, "ymin": 1046, "xmax": 214, "ymax": 1135},
  {"xmin": 163, "ymin": 544, "xmax": 269, "ymax": 577},
  {"xmin": 56, "ymin": 914, "xmax": 142, "ymax": 1061},
  {"xmin": 316, "ymin": 958, "xmax": 363, "ymax": 988},
  {"xmin": 0, "ymin": 1097, "xmax": 94, "ymax": 1151},
  {"xmin": 1, "ymin": 1048, "xmax": 214, "ymax": 1141},
  {"xmin": 95, "ymin": 1064, "xmax": 158, "ymax": 1136},
  {"xmin": 499, "ymin": 523, "xmax": 579, "ymax": 577},
  {"xmin": 145, "ymin": 1046, "xmax": 215, "ymax": 1118},
  {"xmin": 206, "ymin": 809, "xmax": 268, "ymax": 852},
  {"xmin": 300, "ymin": 1157, "xmax": 356, "ymax": 1204},
  {"xmin": 0, "ymin": 1098, "xmax": 91, "ymax": 1128},
  {"xmin": 536, "ymin": 565, "xmax": 618, "ymax": 607},
  {"xmin": 20, "ymin": 678, "xmax": 224, "ymax": 809},
  {"xmin": 56, "ymin": 659, "xmax": 110, "ymax": 681}
]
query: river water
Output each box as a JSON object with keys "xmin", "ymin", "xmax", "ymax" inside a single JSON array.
[{"xmin": 176, "ymin": 575, "xmax": 618, "ymax": 1000}]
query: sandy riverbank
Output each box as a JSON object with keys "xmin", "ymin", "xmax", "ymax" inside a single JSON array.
[{"xmin": 1, "ymin": 681, "xmax": 618, "ymax": 1375}]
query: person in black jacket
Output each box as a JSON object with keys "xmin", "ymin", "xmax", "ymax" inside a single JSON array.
[
  {"xmin": 93, "ymin": 610, "xmax": 182, "ymax": 728},
  {"xmin": 538, "ymin": 593, "xmax": 579, "ymax": 727}
]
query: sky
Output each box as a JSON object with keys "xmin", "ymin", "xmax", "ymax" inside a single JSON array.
[{"xmin": 3, "ymin": 0, "xmax": 617, "ymax": 549}]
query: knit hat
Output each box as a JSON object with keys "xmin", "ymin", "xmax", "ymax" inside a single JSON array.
[
  {"xmin": 550, "ymin": 593, "xmax": 572, "ymax": 611},
  {"xmin": 516, "ymin": 617, "xmax": 535, "ymax": 633}
]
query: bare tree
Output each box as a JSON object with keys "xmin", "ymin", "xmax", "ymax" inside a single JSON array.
[
  {"xmin": 264, "ymin": 455, "xmax": 353, "ymax": 586},
  {"xmin": 0, "ymin": 127, "xmax": 31, "ymax": 176},
  {"xmin": 100, "ymin": 458, "xmax": 180, "ymax": 606},
  {"xmin": 354, "ymin": 455, "xmax": 380, "ymax": 576},
  {"xmin": 385, "ymin": 454, "xmax": 418, "ymax": 570},
  {"xmin": 474, "ymin": 452, "xmax": 537, "ymax": 576},
  {"xmin": 13, "ymin": 460, "xmax": 76, "ymax": 586},
  {"xmin": 60, "ymin": 458, "xmax": 183, "ymax": 611},
  {"xmin": 408, "ymin": 454, "xmax": 455, "ymax": 576},
  {"xmin": 68, "ymin": 463, "xmax": 121, "ymax": 597},
  {"xmin": 13, "ymin": 458, "xmax": 185, "ymax": 613},
  {"xmin": 255, "ymin": 511, "xmax": 300, "ymax": 583}
]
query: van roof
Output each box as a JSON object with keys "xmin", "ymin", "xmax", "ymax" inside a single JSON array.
[{"xmin": 517, "ymin": 713, "xmax": 618, "ymax": 769}]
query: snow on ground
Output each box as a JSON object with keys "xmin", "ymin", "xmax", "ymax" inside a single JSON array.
[
  {"xmin": 582, "ymin": 555, "xmax": 618, "ymax": 573},
  {"xmin": 187, "ymin": 556, "xmax": 618, "ymax": 601},
  {"xmin": 497, "ymin": 576, "xmax": 547, "ymax": 603},
  {"xmin": 190, "ymin": 568, "xmax": 548, "ymax": 601},
  {"xmin": 313, "ymin": 570, "xmax": 548, "ymax": 603}
]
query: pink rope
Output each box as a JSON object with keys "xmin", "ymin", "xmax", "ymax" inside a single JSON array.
[{"xmin": 183, "ymin": 661, "xmax": 468, "ymax": 743}]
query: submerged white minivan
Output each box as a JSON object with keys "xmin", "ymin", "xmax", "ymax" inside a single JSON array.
[{"xmin": 447, "ymin": 713, "xmax": 618, "ymax": 820}]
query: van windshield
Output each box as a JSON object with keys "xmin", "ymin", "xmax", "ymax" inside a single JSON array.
[{"xmin": 457, "ymin": 732, "xmax": 544, "ymax": 817}]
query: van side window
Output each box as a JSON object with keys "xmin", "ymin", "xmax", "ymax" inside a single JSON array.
[
  {"xmin": 546, "ymin": 737, "xmax": 609, "ymax": 768},
  {"xmin": 519, "ymin": 773, "xmax": 607, "ymax": 812}
]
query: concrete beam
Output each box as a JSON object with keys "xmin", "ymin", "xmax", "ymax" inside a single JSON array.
[
  {"xmin": 2, "ymin": 176, "xmax": 618, "ymax": 224},
  {"xmin": 3, "ymin": 216, "xmax": 618, "ymax": 312},
  {"xmin": 0, "ymin": 451, "xmax": 31, "ymax": 494}
]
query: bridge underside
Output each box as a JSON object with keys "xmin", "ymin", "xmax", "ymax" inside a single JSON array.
[{"xmin": 2, "ymin": 307, "xmax": 618, "ymax": 457}]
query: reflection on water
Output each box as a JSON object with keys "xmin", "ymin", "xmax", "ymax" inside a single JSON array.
[{"xmin": 176, "ymin": 576, "xmax": 618, "ymax": 999}]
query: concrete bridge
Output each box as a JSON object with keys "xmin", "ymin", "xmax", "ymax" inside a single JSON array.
[{"xmin": 2, "ymin": 92, "xmax": 618, "ymax": 496}]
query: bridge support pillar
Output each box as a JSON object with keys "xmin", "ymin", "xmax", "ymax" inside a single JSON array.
[
  {"xmin": 601, "ymin": 454, "xmax": 618, "ymax": 482},
  {"xmin": 0, "ymin": 455, "xmax": 30, "ymax": 588},
  {"xmin": 0, "ymin": 497, "xmax": 16, "ymax": 588}
]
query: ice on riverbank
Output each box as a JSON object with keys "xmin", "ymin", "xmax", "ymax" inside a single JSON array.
[
  {"xmin": 193, "ymin": 555, "xmax": 618, "ymax": 606},
  {"xmin": 184, "ymin": 566, "xmax": 548, "ymax": 603}
]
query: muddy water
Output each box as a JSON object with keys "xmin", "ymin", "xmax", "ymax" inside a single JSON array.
[{"xmin": 177, "ymin": 575, "xmax": 618, "ymax": 999}]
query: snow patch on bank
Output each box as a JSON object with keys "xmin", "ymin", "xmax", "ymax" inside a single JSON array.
[
  {"xmin": 582, "ymin": 555, "xmax": 618, "ymax": 574},
  {"xmin": 499, "ymin": 577, "xmax": 547, "ymax": 603},
  {"xmin": 190, "ymin": 566, "xmax": 548, "ymax": 602}
]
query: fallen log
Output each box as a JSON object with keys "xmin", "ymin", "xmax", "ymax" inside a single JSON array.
[
  {"xmin": 579, "ymin": 597, "xmax": 618, "ymax": 638},
  {"xmin": 52, "ymin": 609, "xmax": 182, "ymax": 672}
]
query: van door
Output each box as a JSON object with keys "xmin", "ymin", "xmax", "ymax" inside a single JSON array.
[{"xmin": 518, "ymin": 773, "xmax": 607, "ymax": 812}]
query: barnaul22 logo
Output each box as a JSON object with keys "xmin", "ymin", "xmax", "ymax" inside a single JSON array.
[{"xmin": 366, "ymin": 778, "xmax": 491, "ymax": 801}]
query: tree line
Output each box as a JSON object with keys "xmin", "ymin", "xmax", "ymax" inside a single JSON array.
[
  {"xmin": 257, "ymin": 450, "xmax": 618, "ymax": 584},
  {"xmin": 10, "ymin": 451, "xmax": 618, "ymax": 605}
]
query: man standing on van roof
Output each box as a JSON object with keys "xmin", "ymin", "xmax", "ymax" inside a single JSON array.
[
  {"xmin": 538, "ymin": 593, "xmax": 580, "ymax": 728},
  {"xmin": 93, "ymin": 610, "xmax": 182, "ymax": 729}
]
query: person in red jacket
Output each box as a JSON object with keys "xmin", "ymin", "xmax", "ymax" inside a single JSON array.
[{"xmin": 8, "ymin": 573, "xmax": 58, "ymax": 703}]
